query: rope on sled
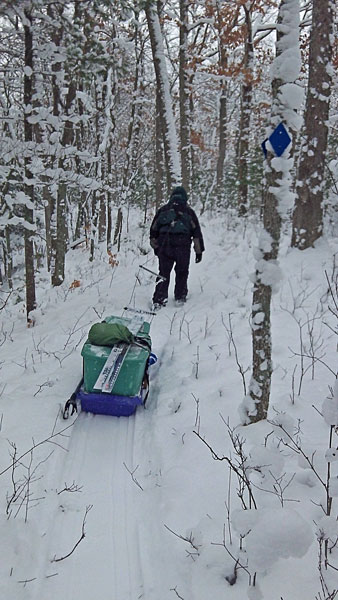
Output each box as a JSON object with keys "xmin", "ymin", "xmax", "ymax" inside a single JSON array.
[{"xmin": 123, "ymin": 263, "xmax": 166, "ymax": 323}]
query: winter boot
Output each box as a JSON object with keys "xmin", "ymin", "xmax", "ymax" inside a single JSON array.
[{"xmin": 152, "ymin": 298, "xmax": 168, "ymax": 311}]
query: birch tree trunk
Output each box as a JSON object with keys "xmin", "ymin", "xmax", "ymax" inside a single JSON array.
[
  {"xmin": 291, "ymin": 0, "xmax": 334, "ymax": 249},
  {"xmin": 23, "ymin": 9, "xmax": 36, "ymax": 321},
  {"xmin": 122, "ymin": 15, "xmax": 141, "ymax": 190},
  {"xmin": 155, "ymin": 92, "xmax": 165, "ymax": 208},
  {"xmin": 242, "ymin": 0, "xmax": 302, "ymax": 424},
  {"xmin": 145, "ymin": 1, "xmax": 181, "ymax": 190}
]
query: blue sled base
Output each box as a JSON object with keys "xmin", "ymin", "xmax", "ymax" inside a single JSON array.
[{"xmin": 77, "ymin": 388, "xmax": 143, "ymax": 417}]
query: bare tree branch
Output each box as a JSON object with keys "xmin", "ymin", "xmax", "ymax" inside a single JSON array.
[{"xmin": 51, "ymin": 505, "xmax": 93, "ymax": 563}]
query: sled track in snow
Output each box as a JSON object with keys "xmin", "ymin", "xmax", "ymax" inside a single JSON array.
[
  {"xmin": 35, "ymin": 410, "xmax": 146, "ymax": 600},
  {"xmin": 29, "ymin": 326, "xmax": 170, "ymax": 600}
]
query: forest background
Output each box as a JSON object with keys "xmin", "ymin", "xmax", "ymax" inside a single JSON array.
[
  {"xmin": 0, "ymin": 2, "xmax": 337, "ymax": 598},
  {"xmin": 1, "ymin": 0, "xmax": 337, "ymax": 424}
]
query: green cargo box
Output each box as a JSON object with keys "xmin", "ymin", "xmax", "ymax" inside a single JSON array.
[{"xmin": 81, "ymin": 315, "xmax": 151, "ymax": 397}]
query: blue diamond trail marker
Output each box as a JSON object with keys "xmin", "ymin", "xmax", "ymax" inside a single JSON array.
[{"xmin": 268, "ymin": 122, "xmax": 291, "ymax": 156}]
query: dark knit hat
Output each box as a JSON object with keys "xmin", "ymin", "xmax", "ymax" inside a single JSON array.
[{"xmin": 170, "ymin": 186, "xmax": 188, "ymax": 206}]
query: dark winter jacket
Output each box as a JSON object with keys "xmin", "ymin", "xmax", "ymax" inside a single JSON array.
[{"xmin": 150, "ymin": 187, "xmax": 205, "ymax": 255}]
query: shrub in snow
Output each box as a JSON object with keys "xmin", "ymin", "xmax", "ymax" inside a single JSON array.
[
  {"xmin": 315, "ymin": 515, "xmax": 338, "ymax": 542},
  {"xmin": 270, "ymin": 412, "xmax": 296, "ymax": 442},
  {"xmin": 244, "ymin": 508, "xmax": 313, "ymax": 573},
  {"xmin": 232, "ymin": 508, "xmax": 260, "ymax": 538},
  {"xmin": 245, "ymin": 445, "xmax": 285, "ymax": 482}
]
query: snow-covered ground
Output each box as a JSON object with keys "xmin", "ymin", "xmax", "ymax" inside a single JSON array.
[{"xmin": 0, "ymin": 213, "xmax": 337, "ymax": 600}]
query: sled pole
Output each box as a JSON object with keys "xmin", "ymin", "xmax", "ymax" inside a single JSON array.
[
  {"xmin": 139, "ymin": 265, "xmax": 167, "ymax": 281},
  {"xmin": 124, "ymin": 306, "xmax": 156, "ymax": 316},
  {"xmin": 63, "ymin": 377, "xmax": 83, "ymax": 420}
]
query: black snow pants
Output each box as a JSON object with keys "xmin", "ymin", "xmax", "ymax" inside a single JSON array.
[{"xmin": 153, "ymin": 243, "xmax": 191, "ymax": 304}]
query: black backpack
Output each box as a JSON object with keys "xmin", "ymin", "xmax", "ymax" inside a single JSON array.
[{"xmin": 157, "ymin": 206, "xmax": 192, "ymax": 235}]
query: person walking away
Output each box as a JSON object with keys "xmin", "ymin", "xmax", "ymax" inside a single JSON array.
[{"xmin": 150, "ymin": 186, "xmax": 204, "ymax": 309}]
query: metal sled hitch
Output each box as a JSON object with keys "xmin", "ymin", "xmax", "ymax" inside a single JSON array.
[{"xmin": 63, "ymin": 378, "xmax": 83, "ymax": 420}]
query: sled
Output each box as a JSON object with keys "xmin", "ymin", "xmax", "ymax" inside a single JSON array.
[{"xmin": 63, "ymin": 314, "xmax": 156, "ymax": 418}]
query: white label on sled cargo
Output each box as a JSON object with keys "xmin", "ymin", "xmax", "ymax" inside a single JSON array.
[
  {"xmin": 102, "ymin": 344, "xmax": 129, "ymax": 393},
  {"xmin": 94, "ymin": 345, "xmax": 124, "ymax": 391}
]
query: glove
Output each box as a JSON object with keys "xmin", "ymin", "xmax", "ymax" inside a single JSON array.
[{"xmin": 195, "ymin": 253, "xmax": 202, "ymax": 264}]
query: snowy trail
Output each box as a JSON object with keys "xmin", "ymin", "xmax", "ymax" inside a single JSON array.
[
  {"xmin": 34, "ymin": 410, "xmax": 146, "ymax": 600},
  {"xmin": 2, "ymin": 223, "xmax": 336, "ymax": 600},
  {"xmin": 28, "ymin": 307, "xmax": 178, "ymax": 600}
]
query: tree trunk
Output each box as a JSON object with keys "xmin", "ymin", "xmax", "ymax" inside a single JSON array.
[
  {"xmin": 155, "ymin": 92, "xmax": 165, "ymax": 208},
  {"xmin": 291, "ymin": 0, "xmax": 334, "ymax": 249},
  {"xmin": 51, "ymin": 77, "xmax": 76, "ymax": 285},
  {"xmin": 74, "ymin": 199, "xmax": 85, "ymax": 242},
  {"xmin": 47, "ymin": 4, "xmax": 76, "ymax": 286},
  {"xmin": 244, "ymin": 0, "xmax": 301, "ymax": 424},
  {"xmin": 90, "ymin": 191, "xmax": 99, "ymax": 262},
  {"xmin": 113, "ymin": 207, "xmax": 123, "ymax": 252},
  {"xmin": 145, "ymin": 1, "xmax": 181, "ymax": 190},
  {"xmin": 216, "ymin": 46, "xmax": 227, "ymax": 196},
  {"xmin": 237, "ymin": 6, "xmax": 254, "ymax": 216},
  {"xmin": 122, "ymin": 14, "xmax": 142, "ymax": 191},
  {"xmin": 249, "ymin": 188, "xmax": 281, "ymax": 421},
  {"xmin": 46, "ymin": 3, "xmax": 63, "ymax": 276},
  {"xmin": 107, "ymin": 146, "xmax": 113, "ymax": 251},
  {"xmin": 44, "ymin": 186, "xmax": 53, "ymax": 272},
  {"xmin": 23, "ymin": 10, "xmax": 36, "ymax": 321},
  {"xmin": 98, "ymin": 193, "xmax": 106, "ymax": 243},
  {"xmin": 214, "ymin": 0, "xmax": 240, "ymax": 200},
  {"xmin": 51, "ymin": 181, "xmax": 68, "ymax": 284},
  {"xmin": 179, "ymin": 0, "xmax": 190, "ymax": 192},
  {"xmin": 5, "ymin": 225, "xmax": 13, "ymax": 289}
]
